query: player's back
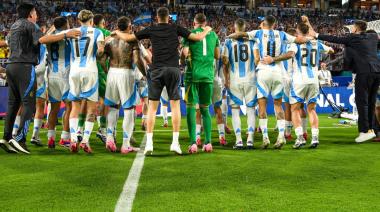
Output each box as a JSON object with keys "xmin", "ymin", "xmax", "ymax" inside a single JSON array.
[
  {"xmin": 47, "ymin": 30, "xmax": 71, "ymax": 79},
  {"xmin": 294, "ymin": 40, "xmax": 330, "ymax": 84},
  {"xmin": 105, "ymin": 37, "xmax": 137, "ymax": 69},
  {"xmin": 70, "ymin": 26, "xmax": 103, "ymax": 72},
  {"xmin": 224, "ymin": 38, "xmax": 257, "ymax": 82}
]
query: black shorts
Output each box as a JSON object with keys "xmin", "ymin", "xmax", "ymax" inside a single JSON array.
[{"xmin": 147, "ymin": 67, "xmax": 181, "ymax": 101}]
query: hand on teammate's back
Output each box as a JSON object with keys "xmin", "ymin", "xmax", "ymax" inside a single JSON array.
[
  {"xmin": 261, "ymin": 56, "xmax": 274, "ymax": 65},
  {"xmin": 66, "ymin": 29, "xmax": 81, "ymax": 38},
  {"xmin": 202, "ymin": 26, "xmax": 212, "ymax": 33}
]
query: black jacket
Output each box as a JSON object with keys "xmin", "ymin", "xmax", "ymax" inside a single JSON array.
[
  {"xmin": 7, "ymin": 19, "xmax": 43, "ymax": 65},
  {"xmin": 318, "ymin": 33, "xmax": 380, "ymax": 75}
]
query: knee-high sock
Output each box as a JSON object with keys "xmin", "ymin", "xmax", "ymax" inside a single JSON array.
[
  {"xmin": 161, "ymin": 105, "xmax": 168, "ymax": 123},
  {"xmin": 83, "ymin": 121, "xmax": 94, "ymax": 144},
  {"xmin": 259, "ymin": 118, "xmax": 268, "ymax": 138},
  {"xmin": 217, "ymin": 124, "xmax": 225, "ymax": 139},
  {"xmin": 200, "ymin": 107, "xmax": 212, "ymax": 144},
  {"xmin": 78, "ymin": 113, "xmax": 86, "ymax": 132},
  {"xmin": 122, "ymin": 109, "xmax": 135, "ymax": 148},
  {"xmin": 285, "ymin": 121, "xmax": 293, "ymax": 136},
  {"xmin": 60, "ymin": 131, "xmax": 70, "ymax": 140},
  {"xmin": 107, "ymin": 107, "xmax": 118, "ymax": 141},
  {"xmin": 247, "ymin": 107, "xmax": 255, "ymax": 142},
  {"xmin": 232, "ymin": 108, "xmax": 242, "ymax": 142},
  {"xmin": 48, "ymin": 130, "xmax": 56, "ymax": 140},
  {"xmin": 221, "ymin": 98, "xmax": 228, "ymax": 125},
  {"xmin": 12, "ymin": 115, "xmax": 21, "ymax": 136},
  {"xmin": 277, "ymin": 119, "xmax": 285, "ymax": 137},
  {"xmin": 186, "ymin": 106, "xmax": 197, "ymax": 145},
  {"xmin": 32, "ymin": 118, "xmax": 42, "ymax": 139},
  {"xmin": 69, "ymin": 118, "xmax": 78, "ymax": 143}
]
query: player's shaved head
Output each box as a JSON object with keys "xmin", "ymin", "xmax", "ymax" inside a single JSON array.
[
  {"xmin": 53, "ymin": 16, "xmax": 68, "ymax": 30},
  {"xmin": 234, "ymin": 18, "xmax": 246, "ymax": 32},
  {"xmin": 78, "ymin": 10, "xmax": 94, "ymax": 23},
  {"xmin": 287, "ymin": 28, "xmax": 297, "ymax": 36},
  {"xmin": 354, "ymin": 20, "xmax": 367, "ymax": 32},
  {"xmin": 157, "ymin": 7, "xmax": 169, "ymax": 22},
  {"xmin": 93, "ymin": 14, "xmax": 105, "ymax": 26},
  {"xmin": 194, "ymin": 13, "xmax": 206, "ymax": 25},
  {"xmin": 297, "ymin": 23, "xmax": 309, "ymax": 35},
  {"xmin": 117, "ymin": 16, "xmax": 131, "ymax": 31},
  {"xmin": 265, "ymin": 15, "xmax": 276, "ymax": 28}
]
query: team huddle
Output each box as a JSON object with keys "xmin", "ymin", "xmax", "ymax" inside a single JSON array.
[{"xmin": 0, "ymin": 4, "xmax": 334, "ymax": 155}]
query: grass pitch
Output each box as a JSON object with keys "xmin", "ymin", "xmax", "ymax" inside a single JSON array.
[{"xmin": 1, "ymin": 115, "xmax": 380, "ymax": 212}]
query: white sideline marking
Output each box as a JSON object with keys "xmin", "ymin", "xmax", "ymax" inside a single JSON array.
[{"xmin": 114, "ymin": 134, "xmax": 147, "ymax": 212}]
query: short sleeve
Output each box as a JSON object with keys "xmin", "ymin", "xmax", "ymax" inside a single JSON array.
[
  {"xmin": 222, "ymin": 39, "xmax": 230, "ymax": 58},
  {"xmin": 96, "ymin": 30, "xmax": 104, "ymax": 43},
  {"xmin": 177, "ymin": 25, "xmax": 191, "ymax": 39},
  {"xmin": 247, "ymin": 30, "xmax": 258, "ymax": 40},
  {"xmin": 287, "ymin": 43, "xmax": 298, "ymax": 53},
  {"xmin": 135, "ymin": 27, "xmax": 151, "ymax": 40},
  {"xmin": 318, "ymin": 41, "xmax": 332, "ymax": 53}
]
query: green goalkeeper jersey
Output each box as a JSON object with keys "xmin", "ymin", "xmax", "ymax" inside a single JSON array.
[{"xmin": 183, "ymin": 28, "xmax": 219, "ymax": 83}]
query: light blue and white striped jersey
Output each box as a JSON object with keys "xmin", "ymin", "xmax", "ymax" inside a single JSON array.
[
  {"xmin": 69, "ymin": 26, "xmax": 104, "ymax": 72},
  {"xmin": 215, "ymin": 43, "xmax": 224, "ymax": 78},
  {"xmin": 47, "ymin": 30, "xmax": 71, "ymax": 79},
  {"xmin": 247, "ymin": 29, "xmax": 296, "ymax": 70},
  {"xmin": 293, "ymin": 40, "xmax": 332, "ymax": 84},
  {"xmin": 35, "ymin": 44, "xmax": 47, "ymax": 73},
  {"xmin": 282, "ymin": 43, "xmax": 298, "ymax": 77},
  {"xmin": 223, "ymin": 38, "xmax": 258, "ymax": 82}
]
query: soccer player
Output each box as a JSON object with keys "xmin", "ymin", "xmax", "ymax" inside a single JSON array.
[
  {"xmin": 228, "ymin": 16, "xmax": 308, "ymax": 149},
  {"xmin": 223, "ymin": 18, "xmax": 259, "ymax": 150},
  {"xmin": 67, "ymin": 10, "xmax": 105, "ymax": 153},
  {"xmin": 100, "ymin": 16, "xmax": 145, "ymax": 154},
  {"xmin": 113, "ymin": 7, "xmax": 212, "ymax": 155},
  {"xmin": 94, "ymin": 14, "xmax": 111, "ymax": 143},
  {"xmin": 269, "ymin": 23, "xmax": 333, "ymax": 148},
  {"xmin": 39, "ymin": 16, "xmax": 79, "ymax": 148},
  {"xmin": 182, "ymin": 13, "xmax": 220, "ymax": 153}
]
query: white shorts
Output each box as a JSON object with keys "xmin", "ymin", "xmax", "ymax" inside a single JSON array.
[
  {"xmin": 213, "ymin": 77, "xmax": 223, "ymax": 107},
  {"xmin": 283, "ymin": 76, "xmax": 291, "ymax": 103},
  {"xmin": 160, "ymin": 87, "xmax": 169, "ymax": 105},
  {"xmin": 48, "ymin": 77, "xmax": 69, "ymax": 103},
  {"xmin": 256, "ymin": 69, "xmax": 283, "ymax": 100},
  {"xmin": 68, "ymin": 71, "xmax": 98, "ymax": 102},
  {"xmin": 138, "ymin": 80, "xmax": 148, "ymax": 98},
  {"xmin": 289, "ymin": 83, "xmax": 319, "ymax": 105},
  {"xmin": 35, "ymin": 64, "xmax": 47, "ymax": 99},
  {"xmin": 228, "ymin": 81, "xmax": 257, "ymax": 107},
  {"xmin": 105, "ymin": 68, "xmax": 136, "ymax": 109}
]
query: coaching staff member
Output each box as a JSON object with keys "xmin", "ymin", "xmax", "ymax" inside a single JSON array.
[
  {"xmin": 113, "ymin": 7, "xmax": 212, "ymax": 155},
  {"xmin": 304, "ymin": 16, "xmax": 380, "ymax": 143}
]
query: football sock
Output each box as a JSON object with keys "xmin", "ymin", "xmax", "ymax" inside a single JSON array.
[
  {"xmin": 32, "ymin": 119, "xmax": 42, "ymax": 139},
  {"xmin": 69, "ymin": 118, "xmax": 78, "ymax": 143},
  {"xmin": 302, "ymin": 118, "xmax": 308, "ymax": 134},
  {"xmin": 247, "ymin": 107, "xmax": 255, "ymax": 142},
  {"xmin": 295, "ymin": 127, "xmax": 303, "ymax": 137},
  {"xmin": 100, "ymin": 116, "xmax": 107, "ymax": 134},
  {"xmin": 122, "ymin": 109, "xmax": 134, "ymax": 148},
  {"xmin": 172, "ymin": 132, "xmax": 179, "ymax": 144},
  {"xmin": 196, "ymin": 124, "xmax": 202, "ymax": 142},
  {"xmin": 259, "ymin": 118, "xmax": 268, "ymax": 138},
  {"xmin": 186, "ymin": 106, "xmax": 197, "ymax": 145},
  {"xmin": 78, "ymin": 113, "xmax": 86, "ymax": 130},
  {"xmin": 162, "ymin": 105, "xmax": 168, "ymax": 123},
  {"xmin": 200, "ymin": 107, "xmax": 212, "ymax": 144},
  {"xmin": 83, "ymin": 121, "xmax": 94, "ymax": 144},
  {"xmin": 232, "ymin": 108, "xmax": 242, "ymax": 142},
  {"xmin": 221, "ymin": 98, "xmax": 228, "ymax": 125},
  {"xmin": 285, "ymin": 121, "xmax": 293, "ymax": 136},
  {"xmin": 107, "ymin": 107, "xmax": 118, "ymax": 141},
  {"xmin": 277, "ymin": 119, "xmax": 285, "ymax": 137},
  {"xmin": 217, "ymin": 124, "xmax": 225, "ymax": 139},
  {"xmin": 146, "ymin": 133, "xmax": 153, "ymax": 145},
  {"xmin": 48, "ymin": 130, "xmax": 55, "ymax": 140},
  {"xmin": 61, "ymin": 131, "xmax": 70, "ymax": 140},
  {"xmin": 312, "ymin": 128, "xmax": 319, "ymax": 138},
  {"xmin": 12, "ymin": 115, "xmax": 21, "ymax": 136}
]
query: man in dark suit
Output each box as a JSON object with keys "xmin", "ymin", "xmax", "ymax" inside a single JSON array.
[{"xmin": 304, "ymin": 16, "xmax": 380, "ymax": 143}]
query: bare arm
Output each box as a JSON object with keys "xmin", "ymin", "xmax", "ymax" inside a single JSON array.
[
  {"xmin": 113, "ymin": 31, "xmax": 137, "ymax": 42},
  {"xmin": 254, "ymin": 49, "xmax": 260, "ymax": 65},
  {"xmin": 187, "ymin": 26, "xmax": 212, "ymax": 41},
  {"xmin": 214, "ymin": 47, "xmax": 220, "ymax": 60},
  {"xmin": 261, "ymin": 51, "xmax": 295, "ymax": 65},
  {"xmin": 227, "ymin": 32, "xmax": 249, "ymax": 40},
  {"xmin": 98, "ymin": 44, "xmax": 109, "ymax": 74},
  {"xmin": 96, "ymin": 40, "xmax": 105, "ymax": 57},
  {"xmin": 39, "ymin": 29, "xmax": 81, "ymax": 44},
  {"xmin": 222, "ymin": 56, "xmax": 230, "ymax": 89},
  {"xmin": 181, "ymin": 47, "xmax": 189, "ymax": 66},
  {"xmin": 133, "ymin": 48, "xmax": 146, "ymax": 76}
]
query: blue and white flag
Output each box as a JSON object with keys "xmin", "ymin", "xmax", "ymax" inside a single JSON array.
[{"xmin": 134, "ymin": 12, "xmax": 152, "ymax": 25}]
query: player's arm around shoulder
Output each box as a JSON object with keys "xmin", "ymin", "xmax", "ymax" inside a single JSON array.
[{"xmin": 187, "ymin": 26, "xmax": 213, "ymax": 41}]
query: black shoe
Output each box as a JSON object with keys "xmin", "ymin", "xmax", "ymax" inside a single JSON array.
[
  {"xmin": 0, "ymin": 140, "xmax": 18, "ymax": 153},
  {"xmin": 309, "ymin": 142, "xmax": 319, "ymax": 149},
  {"xmin": 9, "ymin": 139, "xmax": 30, "ymax": 154},
  {"xmin": 233, "ymin": 141, "xmax": 244, "ymax": 150},
  {"xmin": 96, "ymin": 130, "xmax": 106, "ymax": 144},
  {"xmin": 31, "ymin": 137, "xmax": 43, "ymax": 147}
]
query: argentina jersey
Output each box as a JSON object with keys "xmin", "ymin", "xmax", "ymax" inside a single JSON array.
[
  {"xmin": 293, "ymin": 40, "xmax": 332, "ymax": 84},
  {"xmin": 282, "ymin": 43, "xmax": 298, "ymax": 77},
  {"xmin": 47, "ymin": 30, "xmax": 71, "ymax": 79},
  {"xmin": 70, "ymin": 26, "xmax": 104, "ymax": 72},
  {"xmin": 247, "ymin": 29, "xmax": 295, "ymax": 70},
  {"xmin": 223, "ymin": 38, "xmax": 258, "ymax": 82}
]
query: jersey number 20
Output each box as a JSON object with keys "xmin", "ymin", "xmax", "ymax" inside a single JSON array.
[{"xmin": 301, "ymin": 48, "xmax": 317, "ymax": 67}]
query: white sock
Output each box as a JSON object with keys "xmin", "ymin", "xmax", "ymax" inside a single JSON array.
[
  {"xmin": 285, "ymin": 121, "xmax": 293, "ymax": 136},
  {"xmin": 172, "ymin": 132, "xmax": 179, "ymax": 144},
  {"xmin": 302, "ymin": 118, "xmax": 308, "ymax": 134},
  {"xmin": 221, "ymin": 99, "xmax": 228, "ymax": 125},
  {"xmin": 97, "ymin": 116, "xmax": 101, "ymax": 128},
  {"xmin": 12, "ymin": 115, "xmax": 21, "ymax": 136},
  {"xmin": 247, "ymin": 107, "xmax": 255, "ymax": 142},
  {"xmin": 82, "ymin": 121, "xmax": 94, "ymax": 144},
  {"xmin": 107, "ymin": 108, "xmax": 118, "ymax": 141},
  {"xmin": 196, "ymin": 124, "xmax": 202, "ymax": 140},
  {"xmin": 259, "ymin": 119, "xmax": 268, "ymax": 138},
  {"xmin": 32, "ymin": 119, "xmax": 42, "ymax": 138},
  {"xmin": 69, "ymin": 118, "xmax": 78, "ymax": 143},
  {"xmin": 217, "ymin": 124, "xmax": 225, "ymax": 139},
  {"xmin": 147, "ymin": 132, "xmax": 153, "ymax": 145},
  {"xmin": 295, "ymin": 126, "xmax": 303, "ymax": 137},
  {"xmin": 162, "ymin": 105, "xmax": 168, "ymax": 123},
  {"xmin": 232, "ymin": 108, "xmax": 242, "ymax": 142},
  {"xmin": 142, "ymin": 114, "xmax": 147, "ymax": 120},
  {"xmin": 277, "ymin": 119, "xmax": 285, "ymax": 137},
  {"xmin": 312, "ymin": 128, "xmax": 319, "ymax": 137},
  {"xmin": 48, "ymin": 130, "xmax": 56, "ymax": 140},
  {"xmin": 61, "ymin": 131, "xmax": 70, "ymax": 140},
  {"xmin": 122, "ymin": 109, "xmax": 135, "ymax": 148}
]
